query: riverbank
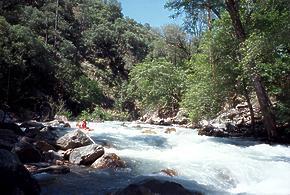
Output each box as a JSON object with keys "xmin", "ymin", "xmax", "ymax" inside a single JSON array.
[{"xmin": 138, "ymin": 102, "xmax": 290, "ymax": 145}]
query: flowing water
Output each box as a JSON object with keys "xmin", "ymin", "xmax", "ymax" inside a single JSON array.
[{"xmin": 41, "ymin": 121, "xmax": 290, "ymax": 194}]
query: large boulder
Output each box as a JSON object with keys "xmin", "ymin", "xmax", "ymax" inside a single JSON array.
[
  {"xmin": 114, "ymin": 179, "xmax": 198, "ymax": 195},
  {"xmin": 56, "ymin": 130, "xmax": 93, "ymax": 150},
  {"xmin": 34, "ymin": 140, "xmax": 56, "ymax": 152},
  {"xmin": 69, "ymin": 144, "xmax": 104, "ymax": 165},
  {"xmin": 0, "ymin": 149, "xmax": 40, "ymax": 194},
  {"xmin": 91, "ymin": 153, "xmax": 125, "ymax": 169},
  {"xmin": 35, "ymin": 126, "xmax": 58, "ymax": 145},
  {"xmin": 198, "ymin": 125, "xmax": 229, "ymax": 137},
  {"xmin": 12, "ymin": 139, "xmax": 42, "ymax": 163},
  {"xmin": 0, "ymin": 129, "xmax": 19, "ymax": 150}
]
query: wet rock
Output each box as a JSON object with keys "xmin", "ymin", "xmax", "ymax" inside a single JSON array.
[
  {"xmin": 198, "ymin": 125, "xmax": 229, "ymax": 137},
  {"xmin": 43, "ymin": 150, "xmax": 64, "ymax": 163},
  {"xmin": 114, "ymin": 179, "xmax": 198, "ymax": 195},
  {"xmin": 34, "ymin": 140, "xmax": 56, "ymax": 152},
  {"xmin": 56, "ymin": 130, "xmax": 93, "ymax": 150},
  {"xmin": 35, "ymin": 126, "xmax": 58, "ymax": 145},
  {"xmin": 37, "ymin": 165, "xmax": 70, "ymax": 174},
  {"xmin": 24, "ymin": 127, "xmax": 40, "ymax": 138},
  {"xmin": 12, "ymin": 139, "xmax": 42, "ymax": 163},
  {"xmin": 20, "ymin": 121, "xmax": 45, "ymax": 131},
  {"xmin": 164, "ymin": 128, "xmax": 176, "ymax": 134},
  {"xmin": 63, "ymin": 149, "xmax": 73, "ymax": 160},
  {"xmin": 160, "ymin": 168, "xmax": 178, "ymax": 176},
  {"xmin": 69, "ymin": 144, "xmax": 104, "ymax": 165},
  {"xmin": 46, "ymin": 120, "xmax": 70, "ymax": 128},
  {"xmin": 0, "ymin": 129, "xmax": 19, "ymax": 150},
  {"xmin": 0, "ymin": 149, "xmax": 40, "ymax": 195},
  {"xmin": 142, "ymin": 129, "xmax": 157, "ymax": 134},
  {"xmin": 0, "ymin": 122, "xmax": 24, "ymax": 136},
  {"xmin": 91, "ymin": 153, "xmax": 125, "ymax": 169}
]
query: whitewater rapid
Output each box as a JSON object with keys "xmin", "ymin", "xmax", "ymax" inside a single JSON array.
[{"xmin": 43, "ymin": 121, "xmax": 290, "ymax": 194}]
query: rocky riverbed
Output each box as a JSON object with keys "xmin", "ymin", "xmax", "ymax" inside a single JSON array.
[{"xmin": 0, "ymin": 119, "xmax": 197, "ymax": 194}]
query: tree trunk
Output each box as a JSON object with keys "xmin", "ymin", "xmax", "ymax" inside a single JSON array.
[
  {"xmin": 54, "ymin": 0, "xmax": 59, "ymax": 47},
  {"xmin": 242, "ymin": 83, "xmax": 255, "ymax": 126},
  {"xmin": 45, "ymin": 16, "xmax": 48, "ymax": 44},
  {"xmin": 225, "ymin": 0, "xmax": 278, "ymax": 140}
]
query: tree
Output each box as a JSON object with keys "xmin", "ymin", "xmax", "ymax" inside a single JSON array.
[
  {"xmin": 166, "ymin": 0, "xmax": 290, "ymax": 140},
  {"xmin": 126, "ymin": 59, "xmax": 185, "ymax": 114}
]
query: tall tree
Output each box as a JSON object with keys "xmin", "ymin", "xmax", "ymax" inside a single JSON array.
[
  {"xmin": 166, "ymin": 0, "xmax": 279, "ymax": 140},
  {"xmin": 224, "ymin": 0, "xmax": 277, "ymax": 140}
]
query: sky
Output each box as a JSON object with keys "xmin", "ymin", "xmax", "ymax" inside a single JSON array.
[{"xmin": 119, "ymin": 0, "xmax": 183, "ymax": 27}]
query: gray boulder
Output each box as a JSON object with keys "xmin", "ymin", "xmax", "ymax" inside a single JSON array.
[
  {"xmin": 35, "ymin": 126, "xmax": 58, "ymax": 145},
  {"xmin": 69, "ymin": 144, "xmax": 104, "ymax": 165},
  {"xmin": 56, "ymin": 130, "xmax": 93, "ymax": 150},
  {"xmin": 91, "ymin": 153, "xmax": 125, "ymax": 169}
]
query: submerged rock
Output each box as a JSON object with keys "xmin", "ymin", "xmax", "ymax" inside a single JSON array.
[
  {"xmin": 142, "ymin": 129, "xmax": 157, "ymax": 134},
  {"xmin": 37, "ymin": 165, "xmax": 70, "ymax": 174},
  {"xmin": 56, "ymin": 130, "xmax": 93, "ymax": 150},
  {"xmin": 69, "ymin": 144, "xmax": 104, "ymax": 165},
  {"xmin": 113, "ymin": 179, "xmax": 198, "ymax": 195},
  {"xmin": 0, "ymin": 149, "xmax": 40, "ymax": 195},
  {"xmin": 91, "ymin": 153, "xmax": 125, "ymax": 169},
  {"xmin": 164, "ymin": 128, "xmax": 176, "ymax": 134}
]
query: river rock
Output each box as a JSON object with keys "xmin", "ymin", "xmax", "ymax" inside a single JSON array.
[
  {"xmin": 56, "ymin": 130, "xmax": 93, "ymax": 150},
  {"xmin": 0, "ymin": 122, "xmax": 24, "ymax": 136},
  {"xmin": 34, "ymin": 140, "xmax": 56, "ymax": 152},
  {"xmin": 0, "ymin": 129, "xmax": 19, "ymax": 150},
  {"xmin": 91, "ymin": 153, "xmax": 125, "ymax": 169},
  {"xmin": 12, "ymin": 139, "xmax": 42, "ymax": 163},
  {"xmin": 198, "ymin": 125, "xmax": 229, "ymax": 137},
  {"xmin": 142, "ymin": 129, "xmax": 157, "ymax": 134},
  {"xmin": 37, "ymin": 165, "xmax": 70, "ymax": 174},
  {"xmin": 20, "ymin": 121, "xmax": 45, "ymax": 131},
  {"xmin": 160, "ymin": 168, "xmax": 178, "ymax": 176},
  {"xmin": 113, "ymin": 179, "xmax": 197, "ymax": 195},
  {"xmin": 164, "ymin": 128, "xmax": 176, "ymax": 134},
  {"xmin": 69, "ymin": 144, "xmax": 104, "ymax": 165},
  {"xmin": 43, "ymin": 150, "xmax": 64, "ymax": 163},
  {"xmin": 35, "ymin": 126, "xmax": 58, "ymax": 145},
  {"xmin": 0, "ymin": 149, "xmax": 41, "ymax": 195}
]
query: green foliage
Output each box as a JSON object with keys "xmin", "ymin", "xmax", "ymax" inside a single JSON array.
[
  {"xmin": 0, "ymin": 0, "xmax": 155, "ymax": 118},
  {"xmin": 73, "ymin": 76, "xmax": 103, "ymax": 109},
  {"xmin": 127, "ymin": 58, "xmax": 185, "ymax": 111},
  {"xmin": 78, "ymin": 106, "xmax": 129, "ymax": 121}
]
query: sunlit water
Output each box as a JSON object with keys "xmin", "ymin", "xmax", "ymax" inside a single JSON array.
[{"xmin": 41, "ymin": 121, "xmax": 290, "ymax": 194}]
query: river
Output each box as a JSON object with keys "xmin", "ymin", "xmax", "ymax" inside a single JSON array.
[{"xmin": 41, "ymin": 121, "xmax": 290, "ymax": 194}]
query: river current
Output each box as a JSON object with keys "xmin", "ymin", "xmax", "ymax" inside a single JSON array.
[{"xmin": 41, "ymin": 121, "xmax": 290, "ymax": 194}]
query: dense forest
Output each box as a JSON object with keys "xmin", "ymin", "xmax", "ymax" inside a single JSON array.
[{"xmin": 1, "ymin": 0, "xmax": 290, "ymax": 141}]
